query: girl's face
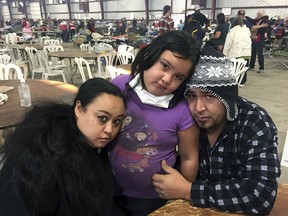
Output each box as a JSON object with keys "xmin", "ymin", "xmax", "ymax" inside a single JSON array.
[
  {"xmin": 75, "ymin": 93, "xmax": 125, "ymax": 149},
  {"xmin": 143, "ymin": 50, "xmax": 193, "ymax": 96}
]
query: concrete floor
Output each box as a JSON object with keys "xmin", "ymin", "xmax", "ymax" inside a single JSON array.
[{"xmin": 64, "ymin": 42, "xmax": 288, "ymax": 183}]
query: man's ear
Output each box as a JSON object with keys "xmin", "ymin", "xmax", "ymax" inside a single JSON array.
[{"xmin": 74, "ymin": 100, "xmax": 83, "ymax": 118}]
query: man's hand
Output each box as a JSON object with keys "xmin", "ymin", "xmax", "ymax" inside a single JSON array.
[{"xmin": 152, "ymin": 160, "xmax": 192, "ymax": 200}]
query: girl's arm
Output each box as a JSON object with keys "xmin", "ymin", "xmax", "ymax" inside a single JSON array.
[{"xmin": 178, "ymin": 125, "xmax": 199, "ymax": 182}]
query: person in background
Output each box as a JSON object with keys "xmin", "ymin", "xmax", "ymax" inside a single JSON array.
[
  {"xmin": 245, "ymin": 9, "xmax": 269, "ymax": 73},
  {"xmin": 202, "ymin": 39, "xmax": 225, "ymax": 57},
  {"xmin": 210, "ymin": 13, "xmax": 229, "ymax": 52},
  {"xmin": 223, "ymin": 16, "xmax": 251, "ymax": 87},
  {"xmin": 87, "ymin": 18, "xmax": 96, "ymax": 33},
  {"xmin": 69, "ymin": 20, "xmax": 76, "ymax": 41},
  {"xmin": 0, "ymin": 78, "xmax": 126, "ymax": 216},
  {"xmin": 109, "ymin": 30, "xmax": 201, "ymax": 216},
  {"xmin": 21, "ymin": 18, "xmax": 33, "ymax": 41},
  {"xmin": 158, "ymin": 5, "xmax": 174, "ymax": 34},
  {"xmin": 59, "ymin": 19, "xmax": 69, "ymax": 42},
  {"xmin": 191, "ymin": 5, "xmax": 210, "ymax": 29},
  {"xmin": 177, "ymin": 19, "xmax": 184, "ymax": 30},
  {"xmin": 274, "ymin": 22, "xmax": 285, "ymax": 50},
  {"xmin": 152, "ymin": 56, "xmax": 281, "ymax": 215},
  {"xmin": 183, "ymin": 15, "xmax": 206, "ymax": 48},
  {"xmin": 183, "ymin": 5, "xmax": 209, "ymax": 31}
]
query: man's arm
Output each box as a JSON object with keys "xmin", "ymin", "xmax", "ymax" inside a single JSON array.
[
  {"xmin": 152, "ymin": 160, "xmax": 192, "ymax": 201},
  {"xmin": 191, "ymin": 119, "xmax": 280, "ymax": 215},
  {"xmin": 152, "ymin": 117, "xmax": 280, "ymax": 215}
]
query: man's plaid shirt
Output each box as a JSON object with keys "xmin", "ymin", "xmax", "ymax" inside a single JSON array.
[{"xmin": 191, "ymin": 97, "xmax": 281, "ymax": 215}]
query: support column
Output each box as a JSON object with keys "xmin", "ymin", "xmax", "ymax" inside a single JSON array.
[
  {"xmin": 66, "ymin": 0, "xmax": 72, "ymax": 20},
  {"xmin": 100, "ymin": 0, "xmax": 104, "ymax": 20},
  {"xmin": 145, "ymin": 0, "xmax": 149, "ymax": 24},
  {"xmin": 211, "ymin": 0, "xmax": 216, "ymax": 23}
]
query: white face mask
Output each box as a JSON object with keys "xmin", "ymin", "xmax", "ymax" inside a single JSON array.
[{"xmin": 129, "ymin": 74, "xmax": 174, "ymax": 108}]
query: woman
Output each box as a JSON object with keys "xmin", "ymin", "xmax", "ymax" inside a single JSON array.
[
  {"xmin": 223, "ymin": 16, "xmax": 251, "ymax": 87},
  {"xmin": 211, "ymin": 13, "xmax": 229, "ymax": 51},
  {"xmin": 0, "ymin": 78, "xmax": 125, "ymax": 216},
  {"xmin": 109, "ymin": 30, "xmax": 200, "ymax": 216},
  {"xmin": 158, "ymin": 5, "xmax": 174, "ymax": 34}
]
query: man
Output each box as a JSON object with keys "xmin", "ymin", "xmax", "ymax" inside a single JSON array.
[
  {"xmin": 152, "ymin": 56, "xmax": 281, "ymax": 215},
  {"xmin": 187, "ymin": 5, "xmax": 209, "ymax": 29},
  {"xmin": 245, "ymin": 9, "xmax": 269, "ymax": 73}
]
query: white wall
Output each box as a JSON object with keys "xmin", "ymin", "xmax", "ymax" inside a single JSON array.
[
  {"xmin": 30, "ymin": 2, "xmax": 41, "ymax": 20},
  {"xmin": 206, "ymin": 0, "xmax": 288, "ymax": 19},
  {"xmin": 3, "ymin": 0, "xmax": 288, "ymax": 21}
]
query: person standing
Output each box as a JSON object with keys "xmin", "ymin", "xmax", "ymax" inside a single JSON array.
[
  {"xmin": 109, "ymin": 31, "xmax": 200, "ymax": 216},
  {"xmin": 69, "ymin": 20, "xmax": 76, "ymax": 41},
  {"xmin": 158, "ymin": 5, "xmax": 174, "ymax": 34},
  {"xmin": 223, "ymin": 17, "xmax": 251, "ymax": 87},
  {"xmin": 152, "ymin": 56, "xmax": 281, "ymax": 215},
  {"xmin": 210, "ymin": 13, "xmax": 229, "ymax": 52},
  {"xmin": 0, "ymin": 78, "xmax": 126, "ymax": 216},
  {"xmin": 246, "ymin": 9, "xmax": 269, "ymax": 73},
  {"xmin": 177, "ymin": 19, "xmax": 184, "ymax": 30},
  {"xmin": 59, "ymin": 19, "xmax": 69, "ymax": 42}
]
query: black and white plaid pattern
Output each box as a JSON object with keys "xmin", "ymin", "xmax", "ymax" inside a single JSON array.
[{"xmin": 190, "ymin": 97, "xmax": 280, "ymax": 214}]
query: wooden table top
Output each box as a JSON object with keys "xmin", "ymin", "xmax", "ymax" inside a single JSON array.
[
  {"xmin": 0, "ymin": 79, "xmax": 78, "ymax": 129},
  {"xmin": 7, "ymin": 43, "xmax": 45, "ymax": 50},
  {"xmin": 48, "ymin": 50, "xmax": 103, "ymax": 59},
  {"xmin": 149, "ymin": 183, "xmax": 288, "ymax": 216}
]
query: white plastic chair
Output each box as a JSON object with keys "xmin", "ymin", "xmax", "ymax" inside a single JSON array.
[
  {"xmin": 37, "ymin": 51, "xmax": 67, "ymax": 82},
  {"xmin": 74, "ymin": 57, "xmax": 93, "ymax": 83},
  {"xmin": 96, "ymin": 52, "xmax": 117, "ymax": 79},
  {"xmin": 25, "ymin": 47, "xmax": 46, "ymax": 79},
  {"xmin": 3, "ymin": 63, "xmax": 24, "ymax": 80},
  {"xmin": 43, "ymin": 45, "xmax": 67, "ymax": 70},
  {"xmin": 44, "ymin": 39, "xmax": 61, "ymax": 45},
  {"xmin": 117, "ymin": 44, "xmax": 128, "ymax": 53},
  {"xmin": 230, "ymin": 58, "xmax": 249, "ymax": 86},
  {"xmin": 0, "ymin": 54, "xmax": 28, "ymax": 79},
  {"xmin": 79, "ymin": 44, "xmax": 95, "ymax": 65},
  {"xmin": 116, "ymin": 51, "xmax": 135, "ymax": 65},
  {"xmin": 5, "ymin": 33, "xmax": 17, "ymax": 45},
  {"xmin": 40, "ymin": 36, "xmax": 50, "ymax": 44},
  {"xmin": 0, "ymin": 54, "xmax": 11, "ymax": 64},
  {"xmin": 106, "ymin": 65, "xmax": 130, "ymax": 80}
]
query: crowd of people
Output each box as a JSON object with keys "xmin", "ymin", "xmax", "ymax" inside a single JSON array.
[{"xmin": 0, "ymin": 5, "xmax": 283, "ymax": 216}]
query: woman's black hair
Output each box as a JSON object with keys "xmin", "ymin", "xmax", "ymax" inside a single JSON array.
[
  {"xmin": 163, "ymin": 5, "xmax": 171, "ymax": 16},
  {"xmin": 217, "ymin": 13, "xmax": 226, "ymax": 24},
  {"xmin": 0, "ymin": 78, "xmax": 124, "ymax": 215},
  {"xmin": 73, "ymin": 77, "xmax": 125, "ymax": 111},
  {"xmin": 130, "ymin": 30, "xmax": 200, "ymax": 108}
]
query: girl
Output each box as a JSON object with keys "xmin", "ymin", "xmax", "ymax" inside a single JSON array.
[{"xmin": 109, "ymin": 30, "xmax": 200, "ymax": 216}]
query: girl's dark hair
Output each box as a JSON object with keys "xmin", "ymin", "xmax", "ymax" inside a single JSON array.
[
  {"xmin": 0, "ymin": 78, "xmax": 124, "ymax": 215},
  {"xmin": 217, "ymin": 13, "xmax": 226, "ymax": 24},
  {"xmin": 130, "ymin": 30, "xmax": 200, "ymax": 108}
]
